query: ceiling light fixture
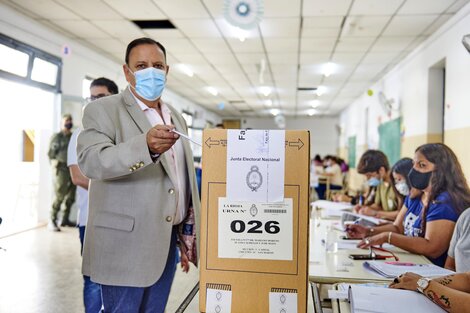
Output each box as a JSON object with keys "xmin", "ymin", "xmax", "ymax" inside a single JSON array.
[
  {"xmin": 177, "ymin": 64, "xmax": 194, "ymax": 77},
  {"xmin": 270, "ymin": 108, "xmax": 280, "ymax": 116},
  {"xmin": 308, "ymin": 109, "xmax": 317, "ymax": 116},
  {"xmin": 316, "ymin": 86, "xmax": 326, "ymax": 97},
  {"xmin": 259, "ymin": 86, "xmax": 272, "ymax": 97},
  {"xmin": 322, "ymin": 62, "xmax": 335, "ymax": 77},
  {"xmin": 265, "ymin": 99, "xmax": 272, "ymax": 106},
  {"xmin": 236, "ymin": 27, "xmax": 247, "ymax": 42},
  {"xmin": 207, "ymin": 86, "xmax": 218, "ymax": 96},
  {"xmin": 310, "ymin": 99, "xmax": 320, "ymax": 108}
]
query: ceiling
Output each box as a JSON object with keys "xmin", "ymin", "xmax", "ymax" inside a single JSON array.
[{"xmin": 3, "ymin": 0, "xmax": 468, "ymax": 118}]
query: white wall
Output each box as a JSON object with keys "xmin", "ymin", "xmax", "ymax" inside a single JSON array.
[
  {"xmin": 339, "ymin": 3, "xmax": 470, "ymax": 148},
  {"xmin": 242, "ymin": 116, "xmax": 339, "ymax": 158},
  {"xmin": 164, "ymin": 89, "xmax": 221, "ymax": 127}
]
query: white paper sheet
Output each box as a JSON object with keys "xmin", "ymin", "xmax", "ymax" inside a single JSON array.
[
  {"xmin": 206, "ymin": 289, "xmax": 232, "ymax": 313},
  {"xmin": 349, "ymin": 285, "xmax": 446, "ymax": 313},
  {"xmin": 341, "ymin": 212, "xmax": 389, "ymax": 228},
  {"xmin": 364, "ymin": 261, "xmax": 455, "ymax": 278},
  {"xmin": 311, "ymin": 200, "xmax": 353, "ymax": 211},
  {"xmin": 226, "ymin": 130, "xmax": 285, "ymax": 202},
  {"xmin": 218, "ymin": 198, "xmax": 293, "ymax": 260},
  {"xmin": 269, "ymin": 292, "xmax": 297, "ymax": 313}
]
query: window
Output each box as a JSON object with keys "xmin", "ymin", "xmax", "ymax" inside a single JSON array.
[
  {"xmin": 82, "ymin": 77, "xmax": 93, "ymax": 99},
  {"xmin": 0, "ymin": 33, "xmax": 62, "ymax": 92},
  {"xmin": 31, "ymin": 57, "xmax": 58, "ymax": 86},
  {"xmin": 0, "ymin": 44, "xmax": 29, "ymax": 77}
]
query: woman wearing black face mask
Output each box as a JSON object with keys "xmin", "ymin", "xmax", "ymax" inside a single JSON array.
[{"xmin": 346, "ymin": 143, "xmax": 470, "ymax": 267}]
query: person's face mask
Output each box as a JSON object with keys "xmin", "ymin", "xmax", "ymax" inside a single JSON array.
[
  {"xmin": 368, "ymin": 177, "xmax": 381, "ymax": 187},
  {"xmin": 395, "ymin": 181, "xmax": 410, "ymax": 196},
  {"xmin": 128, "ymin": 67, "xmax": 166, "ymax": 101},
  {"xmin": 408, "ymin": 168, "xmax": 432, "ymax": 190},
  {"xmin": 64, "ymin": 121, "xmax": 73, "ymax": 130}
]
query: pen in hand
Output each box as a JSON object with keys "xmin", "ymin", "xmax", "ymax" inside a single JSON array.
[{"xmin": 169, "ymin": 129, "xmax": 202, "ymax": 146}]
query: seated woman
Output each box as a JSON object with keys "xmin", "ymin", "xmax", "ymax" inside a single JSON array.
[
  {"xmin": 310, "ymin": 154, "xmax": 323, "ymax": 189},
  {"xmin": 346, "ymin": 143, "xmax": 470, "ymax": 267},
  {"xmin": 354, "ymin": 150, "xmax": 398, "ymax": 220},
  {"xmin": 390, "ymin": 271, "xmax": 470, "ymax": 313},
  {"xmin": 445, "ymin": 208, "xmax": 470, "ymax": 272},
  {"xmin": 387, "ymin": 157, "xmax": 415, "ymax": 218},
  {"xmin": 315, "ymin": 155, "xmax": 342, "ymax": 199}
]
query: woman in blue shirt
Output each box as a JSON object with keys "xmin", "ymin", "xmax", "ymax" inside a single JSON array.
[{"xmin": 346, "ymin": 143, "xmax": 470, "ymax": 267}]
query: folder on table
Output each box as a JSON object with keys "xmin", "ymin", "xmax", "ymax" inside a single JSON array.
[{"xmin": 349, "ymin": 285, "xmax": 446, "ymax": 313}]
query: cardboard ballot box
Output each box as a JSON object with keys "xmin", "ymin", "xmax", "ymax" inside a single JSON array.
[{"xmin": 199, "ymin": 129, "xmax": 310, "ymax": 313}]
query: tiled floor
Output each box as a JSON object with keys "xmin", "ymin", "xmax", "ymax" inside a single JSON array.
[
  {"xmin": 0, "ymin": 227, "xmax": 316, "ymax": 313},
  {"xmin": 0, "ymin": 226, "xmax": 199, "ymax": 313}
]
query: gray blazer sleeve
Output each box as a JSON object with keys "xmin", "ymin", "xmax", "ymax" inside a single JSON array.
[{"xmin": 77, "ymin": 100, "xmax": 153, "ymax": 180}]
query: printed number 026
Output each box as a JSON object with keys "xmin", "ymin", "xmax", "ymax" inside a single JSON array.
[{"xmin": 230, "ymin": 220, "xmax": 280, "ymax": 234}]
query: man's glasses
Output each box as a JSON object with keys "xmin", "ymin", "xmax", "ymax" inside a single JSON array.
[{"xmin": 86, "ymin": 94, "xmax": 109, "ymax": 102}]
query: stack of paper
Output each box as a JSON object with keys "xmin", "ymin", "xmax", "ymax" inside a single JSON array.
[
  {"xmin": 341, "ymin": 212, "xmax": 389, "ymax": 228},
  {"xmin": 311, "ymin": 200, "xmax": 352, "ymax": 218},
  {"xmin": 349, "ymin": 285, "xmax": 446, "ymax": 313},
  {"xmin": 364, "ymin": 261, "xmax": 455, "ymax": 278}
]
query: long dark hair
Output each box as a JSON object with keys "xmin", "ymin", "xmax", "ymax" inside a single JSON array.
[
  {"xmin": 390, "ymin": 157, "xmax": 413, "ymax": 209},
  {"xmin": 416, "ymin": 143, "xmax": 470, "ymax": 234}
]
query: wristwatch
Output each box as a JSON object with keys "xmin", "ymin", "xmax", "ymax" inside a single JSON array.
[{"xmin": 417, "ymin": 277, "xmax": 431, "ymax": 293}]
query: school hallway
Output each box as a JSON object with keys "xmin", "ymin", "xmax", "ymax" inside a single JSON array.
[{"xmin": 0, "ymin": 226, "xmax": 200, "ymax": 313}]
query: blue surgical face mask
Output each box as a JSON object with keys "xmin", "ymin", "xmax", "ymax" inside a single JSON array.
[
  {"xmin": 395, "ymin": 181, "xmax": 410, "ymax": 196},
  {"xmin": 129, "ymin": 67, "xmax": 166, "ymax": 101},
  {"xmin": 368, "ymin": 177, "xmax": 381, "ymax": 187}
]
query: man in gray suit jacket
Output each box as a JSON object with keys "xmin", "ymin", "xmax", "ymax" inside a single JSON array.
[{"xmin": 77, "ymin": 38, "xmax": 200, "ymax": 313}]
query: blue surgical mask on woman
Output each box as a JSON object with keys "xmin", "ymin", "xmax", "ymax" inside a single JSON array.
[
  {"xmin": 128, "ymin": 67, "xmax": 166, "ymax": 101},
  {"xmin": 368, "ymin": 177, "xmax": 381, "ymax": 187},
  {"xmin": 395, "ymin": 181, "xmax": 410, "ymax": 196}
]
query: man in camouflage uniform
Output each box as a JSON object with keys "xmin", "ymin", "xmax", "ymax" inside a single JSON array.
[{"xmin": 48, "ymin": 114, "xmax": 76, "ymax": 231}]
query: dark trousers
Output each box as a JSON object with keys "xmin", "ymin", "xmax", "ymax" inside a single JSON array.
[
  {"xmin": 100, "ymin": 230, "xmax": 178, "ymax": 313},
  {"xmin": 315, "ymin": 183, "xmax": 342, "ymax": 200},
  {"xmin": 79, "ymin": 226, "xmax": 103, "ymax": 313}
]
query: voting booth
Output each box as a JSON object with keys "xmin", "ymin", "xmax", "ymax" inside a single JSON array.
[{"xmin": 199, "ymin": 129, "xmax": 310, "ymax": 313}]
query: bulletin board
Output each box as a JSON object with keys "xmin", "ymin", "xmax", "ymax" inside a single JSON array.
[
  {"xmin": 348, "ymin": 136, "xmax": 356, "ymax": 168},
  {"xmin": 379, "ymin": 117, "xmax": 401, "ymax": 165}
]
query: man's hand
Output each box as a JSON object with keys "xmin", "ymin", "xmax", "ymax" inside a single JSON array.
[
  {"xmin": 180, "ymin": 250, "xmax": 190, "ymax": 273},
  {"xmin": 146, "ymin": 125, "xmax": 179, "ymax": 154}
]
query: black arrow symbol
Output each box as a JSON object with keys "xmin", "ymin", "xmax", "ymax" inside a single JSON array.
[
  {"xmin": 205, "ymin": 137, "xmax": 220, "ymax": 148},
  {"xmin": 288, "ymin": 138, "xmax": 304, "ymax": 150}
]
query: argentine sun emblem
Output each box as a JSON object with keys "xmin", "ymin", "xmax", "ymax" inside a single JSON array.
[
  {"xmin": 250, "ymin": 204, "xmax": 258, "ymax": 217},
  {"xmin": 246, "ymin": 165, "xmax": 262, "ymax": 191}
]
